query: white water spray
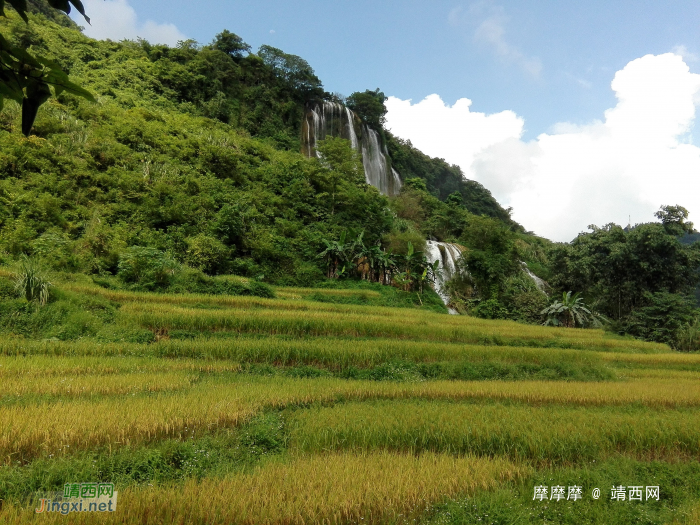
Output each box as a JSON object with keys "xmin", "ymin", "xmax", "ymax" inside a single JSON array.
[
  {"xmin": 302, "ymin": 101, "xmax": 402, "ymax": 196},
  {"xmin": 425, "ymin": 240, "xmax": 463, "ymax": 314}
]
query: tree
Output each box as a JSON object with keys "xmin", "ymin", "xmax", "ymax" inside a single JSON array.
[
  {"xmin": 211, "ymin": 29, "xmax": 250, "ymax": 59},
  {"xmin": 541, "ymin": 291, "xmax": 603, "ymax": 328},
  {"xmin": 622, "ymin": 292, "xmax": 697, "ymax": 347},
  {"xmin": 257, "ymin": 45, "xmax": 323, "ymax": 100},
  {"xmin": 655, "ymin": 204, "xmax": 695, "ymax": 235},
  {"xmin": 347, "ymin": 88, "xmax": 387, "ymax": 130},
  {"xmin": 549, "ymin": 218, "xmax": 700, "ymax": 321},
  {"xmin": 1, "ymin": 0, "xmax": 94, "ymax": 135},
  {"xmin": 459, "ymin": 215, "xmax": 520, "ymax": 298},
  {"xmin": 317, "ymin": 230, "xmax": 364, "ymax": 279},
  {"xmin": 446, "ymin": 191, "xmax": 463, "ymax": 207}
]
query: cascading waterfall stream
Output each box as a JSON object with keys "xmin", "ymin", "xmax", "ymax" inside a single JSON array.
[
  {"xmin": 425, "ymin": 240, "xmax": 463, "ymax": 314},
  {"xmin": 521, "ymin": 262, "xmax": 548, "ymax": 294},
  {"xmin": 302, "ymin": 101, "xmax": 402, "ymax": 196}
]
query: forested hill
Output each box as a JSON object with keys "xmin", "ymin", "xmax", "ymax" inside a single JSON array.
[
  {"xmin": 2, "ymin": 8, "xmax": 700, "ymax": 350},
  {"xmin": 0, "ymin": 9, "xmax": 521, "ymax": 286}
]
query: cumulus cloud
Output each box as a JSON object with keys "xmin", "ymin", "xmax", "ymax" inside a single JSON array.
[
  {"xmin": 77, "ymin": 0, "xmax": 186, "ymax": 46},
  {"xmin": 386, "ymin": 53, "xmax": 700, "ymax": 242},
  {"xmin": 384, "ymin": 94, "xmax": 524, "ymax": 180}
]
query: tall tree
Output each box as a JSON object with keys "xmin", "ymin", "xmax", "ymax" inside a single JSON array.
[
  {"xmin": 549, "ymin": 211, "xmax": 700, "ymax": 321},
  {"xmin": 347, "ymin": 88, "xmax": 386, "ymax": 130},
  {"xmin": 211, "ymin": 29, "xmax": 250, "ymax": 60},
  {"xmin": 257, "ymin": 45, "xmax": 323, "ymax": 100}
]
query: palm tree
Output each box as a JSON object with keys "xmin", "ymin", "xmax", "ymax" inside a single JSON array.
[{"xmin": 541, "ymin": 291, "xmax": 604, "ymax": 328}]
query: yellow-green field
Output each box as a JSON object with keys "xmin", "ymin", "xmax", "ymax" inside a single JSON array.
[{"xmin": 0, "ymin": 281, "xmax": 699, "ymax": 524}]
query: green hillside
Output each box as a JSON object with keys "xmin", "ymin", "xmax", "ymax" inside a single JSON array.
[
  {"xmin": 0, "ymin": 8, "xmax": 517, "ymax": 289},
  {"xmin": 1, "ymin": 7, "xmax": 700, "ymax": 524},
  {"xmin": 1, "ymin": 8, "xmax": 699, "ymax": 342}
]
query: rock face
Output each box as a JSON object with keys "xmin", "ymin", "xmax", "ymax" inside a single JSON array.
[{"xmin": 301, "ymin": 101, "xmax": 402, "ymax": 196}]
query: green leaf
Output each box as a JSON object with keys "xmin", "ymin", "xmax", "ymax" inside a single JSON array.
[
  {"xmin": 0, "ymin": 84, "xmax": 23, "ymax": 104},
  {"xmin": 5, "ymin": 0, "xmax": 29, "ymax": 22},
  {"xmin": 21, "ymin": 81, "xmax": 51, "ymax": 136}
]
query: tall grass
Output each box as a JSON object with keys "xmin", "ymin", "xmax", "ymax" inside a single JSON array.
[
  {"xmin": 0, "ymin": 452, "xmax": 526, "ymax": 525},
  {"xmin": 12, "ymin": 256, "xmax": 52, "ymax": 305}
]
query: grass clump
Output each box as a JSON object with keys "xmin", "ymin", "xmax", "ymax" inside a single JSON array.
[{"xmin": 12, "ymin": 256, "xmax": 52, "ymax": 305}]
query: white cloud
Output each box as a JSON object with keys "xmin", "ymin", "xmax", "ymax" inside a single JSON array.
[
  {"xmin": 77, "ymin": 0, "xmax": 186, "ymax": 46},
  {"xmin": 385, "ymin": 94, "xmax": 524, "ymax": 177},
  {"xmin": 451, "ymin": 3, "xmax": 542, "ymax": 78},
  {"xmin": 672, "ymin": 45, "xmax": 699, "ymax": 63},
  {"xmin": 386, "ymin": 53, "xmax": 700, "ymax": 242},
  {"xmin": 473, "ymin": 11, "xmax": 542, "ymax": 78}
]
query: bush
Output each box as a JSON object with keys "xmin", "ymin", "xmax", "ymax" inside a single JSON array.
[
  {"xmin": 676, "ymin": 317, "xmax": 700, "ymax": 352},
  {"xmin": 184, "ymin": 234, "xmax": 232, "ymax": 275},
  {"xmin": 117, "ymin": 246, "xmax": 180, "ymax": 290},
  {"xmin": 622, "ymin": 292, "xmax": 697, "ymax": 348},
  {"xmin": 471, "ymin": 298, "xmax": 509, "ymax": 320},
  {"xmin": 169, "ymin": 269, "xmax": 275, "ymax": 298}
]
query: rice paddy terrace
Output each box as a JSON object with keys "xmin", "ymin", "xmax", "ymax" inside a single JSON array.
[{"xmin": 1, "ymin": 280, "xmax": 699, "ymax": 524}]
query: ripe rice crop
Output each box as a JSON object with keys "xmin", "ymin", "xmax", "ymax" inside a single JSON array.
[
  {"xmin": 0, "ymin": 372, "xmax": 196, "ymax": 398},
  {"xmin": 0, "ymin": 452, "xmax": 527, "ymax": 525},
  {"xmin": 273, "ymin": 286, "xmax": 382, "ymax": 299},
  {"xmin": 0, "ymin": 355, "xmax": 241, "ymax": 376},
  {"xmin": 3, "ymin": 375, "xmax": 698, "ymax": 463},
  {"xmin": 63, "ymin": 283, "xmax": 669, "ymax": 353},
  {"xmin": 0, "ymin": 338, "xmax": 694, "ymax": 375},
  {"xmin": 289, "ymin": 400, "xmax": 700, "ymax": 462},
  {"xmin": 119, "ymin": 303, "xmax": 668, "ymax": 352}
]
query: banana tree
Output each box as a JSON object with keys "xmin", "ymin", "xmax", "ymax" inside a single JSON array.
[{"xmin": 541, "ymin": 291, "xmax": 605, "ymax": 328}]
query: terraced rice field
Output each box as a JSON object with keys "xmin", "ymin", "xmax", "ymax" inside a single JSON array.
[{"xmin": 0, "ymin": 283, "xmax": 699, "ymax": 524}]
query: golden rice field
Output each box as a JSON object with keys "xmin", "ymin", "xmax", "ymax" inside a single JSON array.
[{"xmin": 0, "ymin": 280, "xmax": 698, "ymax": 524}]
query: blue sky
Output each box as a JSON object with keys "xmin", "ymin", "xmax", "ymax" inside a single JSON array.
[
  {"xmin": 74, "ymin": 1, "xmax": 700, "ymax": 240},
  {"xmin": 76, "ymin": 0, "xmax": 700, "ymax": 138}
]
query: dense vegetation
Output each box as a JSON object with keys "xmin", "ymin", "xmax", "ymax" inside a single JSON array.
[
  {"xmin": 0, "ymin": 8, "xmax": 517, "ymax": 297},
  {"xmin": 1, "ymin": 7, "xmax": 700, "ymax": 524},
  {"xmin": 1, "ymin": 8, "xmax": 699, "ymax": 348}
]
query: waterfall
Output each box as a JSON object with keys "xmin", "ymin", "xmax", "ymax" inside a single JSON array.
[
  {"xmin": 521, "ymin": 262, "xmax": 547, "ymax": 294},
  {"xmin": 302, "ymin": 101, "xmax": 402, "ymax": 196},
  {"xmin": 345, "ymin": 107, "xmax": 358, "ymax": 150},
  {"xmin": 425, "ymin": 240, "xmax": 463, "ymax": 314}
]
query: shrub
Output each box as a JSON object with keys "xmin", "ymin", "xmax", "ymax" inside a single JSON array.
[
  {"xmin": 184, "ymin": 234, "xmax": 231, "ymax": 275},
  {"xmin": 13, "ymin": 255, "xmax": 52, "ymax": 305},
  {"xmin": 676, "ymin": 317, "xmax": 700, "ymax": 352},
  {"xmin": 622, "ymin": 292, "xmax": 697, "ymax": 347},
  {"xmin": 169, "ymin": 269, "xmax": 275, "ymax": 298},
  {"xmin": 117, "ymin": 246, "xmax": 180, "ymax": 291}
]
